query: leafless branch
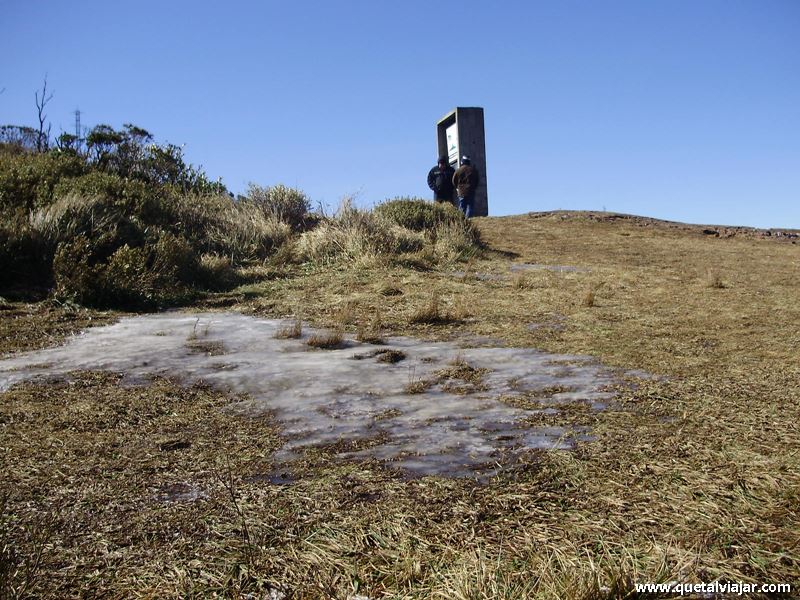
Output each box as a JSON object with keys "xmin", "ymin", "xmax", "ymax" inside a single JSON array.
[{"xmin": 35, "ymin": 77, "xmax": 54, "ymax": 152}]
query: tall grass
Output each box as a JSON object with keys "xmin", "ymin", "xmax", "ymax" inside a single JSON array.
[{"xmin": 297, "ymin": 198, "xmax": 424, "ymax": 265}]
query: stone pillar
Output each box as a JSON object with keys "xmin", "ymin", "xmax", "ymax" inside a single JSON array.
[{"xmin": 436, "ymin": 107, "xmax": 488, "ymax": 216}]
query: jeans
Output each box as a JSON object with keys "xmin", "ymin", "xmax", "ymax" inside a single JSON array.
[{"xmin": 457, "ymin": 195, "xmax": 474, "ymax": 218}]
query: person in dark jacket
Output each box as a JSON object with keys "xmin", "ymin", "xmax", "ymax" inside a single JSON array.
[
  {"xmin": 452, "ymin": 155, "xmax": 480, "ymax": 218},
  {"xmin": 427, "ymin": 156, "xmax": 456, "ymax": 204}
]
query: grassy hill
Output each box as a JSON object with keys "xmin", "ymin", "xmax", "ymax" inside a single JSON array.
[{"xmin": 1, "ymin": 210, "xmax": 798, "ymax": 598}]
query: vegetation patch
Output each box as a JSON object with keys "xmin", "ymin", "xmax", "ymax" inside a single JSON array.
[
  {"xmin": 274, "ymin": 317, "xmax": 303, "ymax": 339},
  {"xmin": 305, "ymin": 328, "xmax": 345, "ymax": 349},
  {"xmin": 351, "ymin": 348, "xmax": 406, "ymax": 363}
]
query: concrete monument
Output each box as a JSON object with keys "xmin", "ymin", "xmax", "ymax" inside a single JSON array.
[{"xmin": 437, "ymin": 107, "xmax": 488, "ymax": 216}]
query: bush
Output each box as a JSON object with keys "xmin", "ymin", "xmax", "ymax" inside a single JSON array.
[
  {"xmin": 195, "ymin": 253, "xmax": 239, "ymax": 291},
  {"xmin": 245, "ymin": 184, "xmax": 311, "ymax": 230},
  {"xmin": 0, "ymin": 224, "xmax": 48, "ymax": 290},
  {"xmin": 432, "ymin": 219, "xmax": 482, "ymax": 262},
  {"xmin": 373, "ymin": 198, "xmax": 482, "ymax": 263},
  {"xmin": 208, "ymin": 199, "xmax": 293, "ymax": 261},
  {"xmin": 374, "ymin": 197, "xmax": 465, "ymax": 232},
  {"xmin": 31, "ymin": 193, "xmax": 129, "ymax": 248},
  {"xmin": 149, "ymin": 230, "xmax": 198, "ymax": 283},
  {"xmin": 51, "ymin": 171, "xmax": 159, "ymax": 214},
  {"xmin": 52, "ymin": 236, "xmax": 95, "ymax": 305},
  {"xmin": 0, "ymin": 149, "xmax": 86, "ymax": 216},
  {"xmin": 96, "ymin": 244, "xmax": 155, "ymax": 307},
  {"xmin": 297, "ymin": 199, "xmax": 424, "ymax": 264},
  {"xmin": 159, "ymin": 193, "xmax": 232, "ymax": 247},
  {"xmin": 51, "ymin": 232, "xmax": 199, "ymax": 310}
]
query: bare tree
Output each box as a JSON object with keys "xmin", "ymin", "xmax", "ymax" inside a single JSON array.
[{"xmin": 35, "ymin": 77, "xmax": 53, "ymax": 152}]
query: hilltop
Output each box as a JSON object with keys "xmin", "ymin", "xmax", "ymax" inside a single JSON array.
[{"xmin": 1, "ymin": 208, "xmax": 799, "ymax": 598}]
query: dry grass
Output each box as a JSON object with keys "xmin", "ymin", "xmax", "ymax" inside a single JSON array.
[
  {"xmin": 378, "ymin": 282, "xmax": 403, "ymax": 296},
  {"xmin": 408, "ymin": 292, "xmax": 462, "ymax": 325},
  {"xmin": 512, "ymin": 272, "xmax": 534, "ymax": 289},
  {"xmin": 356, "ymin": 308, "xmax": 385, "ymax": 344},
  {"xmin": 2, "ymin": 210, "xmax": 800, "ymax": 598},
  {"xmin": 274, "ymin": 316, "xmax": 303, "ymax": 339},
  {"xmin": 403, "ymin": 366, "xmax": 433, "ymax": 394},
  {"xmin": 305, "ymin": 328, "xmax": 344, "ymax": 349},
  {"xmin": 707, "ymin": 270, "xmax": 726, "ymax": 289}
]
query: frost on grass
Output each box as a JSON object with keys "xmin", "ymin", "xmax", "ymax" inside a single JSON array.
[{"xmin": 0, "ymin": 313, "xmax": 623, "ymax": 477}]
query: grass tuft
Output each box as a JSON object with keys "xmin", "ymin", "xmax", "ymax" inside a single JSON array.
[
  {"xmin": 410, "ymin": 293, "xmax": 447, "ymax": 324},
  {"xmin": 356, "ymin": 309, "xmax": 385, "ymax": 344},
  {"xmin": 708, "ymin": 270, "xmax": 726, "ymax": 289},
  {"xmin": 306, "ymin": 328, "xmax": 345, "ymax": 349},
  {"xmin": 275, "ymin": 317, "xmax": 303, "ymax": 339}
]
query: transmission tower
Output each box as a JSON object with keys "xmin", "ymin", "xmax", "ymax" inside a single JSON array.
[{"xmin": 74, "ymin": 109, "xmax": 81, "ymax": 139}]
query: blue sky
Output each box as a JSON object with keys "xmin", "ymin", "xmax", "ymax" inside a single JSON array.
[{"xmin": 2, "ymin": 1, "xmax": 799, "ymax": 228}]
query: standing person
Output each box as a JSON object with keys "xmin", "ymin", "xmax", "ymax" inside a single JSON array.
[
  {"xmin": 452, "ymin": 155, "xmax": 480, "ymax": 218},
  {"xmin": 427, "ymin": 156, "xmax": 456, "ymax": 204}
]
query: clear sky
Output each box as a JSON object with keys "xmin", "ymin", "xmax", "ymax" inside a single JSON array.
[{"xmin": 2, "ymin": 1, "xmax": 799, "ymax": 228}]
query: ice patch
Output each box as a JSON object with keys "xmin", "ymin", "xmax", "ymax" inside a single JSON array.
[
  {"xmin": 0, "ymin": 312, "xmax": 624, "ymax": 477},
  {"xmin": 510, "ymin": 263, "xmax": 591, "ymax": 273}
]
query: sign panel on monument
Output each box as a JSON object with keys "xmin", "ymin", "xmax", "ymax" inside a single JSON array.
[{"xmin": 446, "ymin": 123, "xmax": 459, "ymax": 165}]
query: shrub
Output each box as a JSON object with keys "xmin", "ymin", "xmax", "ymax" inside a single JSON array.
[
  {"xmin": 96, "ymin": 244, "xmax": 155, "ymax": 308},
  {"xmin": 31, "ymin": 193, "xmax": 128, "ymax": 249},
  {"xmin": 52, "ymin": 236, "xmax": 96, "ymax": 305},
  {"xmin": 432, "ymin": 219, "xmax": 482, "ymax": 262},
  {"xmin": 373, "ymin": 198, "xmax": 482, "ymax": 263},
  {"xmin": 207, "ymin": 201, "xmax": 293, "ymax": 261},
  {"xmin": 149, "ymin": 230, "xmax": 198, "ymax": 284},
  {"xmin": 51, "ymin": 233, "xmax": 198, "ymax": 310},
  {"xmin": 160, "ymin": 193, "xmax": 232, "ymax": 246},
  {"xmin": 195, "ymin": 253, "xmax": 239, "ymax": 291},
  {"xmin": 161, "ymin": 193, "xmax": 292, "ymax": 261},
  {"xmin": 297, "ymin": 199, "xmax": 423, "ymax": 264},
  {"xmin": 244, "ymin": 184, "xmax": 311, "ymax": 230},
  {"xmin": 374, "ymin": 197, "xmax": 465, "ymax": 231},
  {"xmin": 51, "ymin": 171, "xmax": 159, "ymax": 215},
  {"xmin": 0, "ymin": 149, "xmax": 86, "ymax": 215},
  {"xmin": 0, "ymin": 224, "xmax": 48, "ymax": 290}
]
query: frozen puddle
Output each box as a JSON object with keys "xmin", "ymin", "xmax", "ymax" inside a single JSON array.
[
  {"xmin": 0, "ymin": 313, "xmax": 623, "ymax": 477},
  {"xmin": 510, "ymin": 263, "xmax": 591, "ymax": 273}
]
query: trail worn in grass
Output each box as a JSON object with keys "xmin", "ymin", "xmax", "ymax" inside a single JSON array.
[{"xmin": 1, "ymin": 211, "xmax": 799, "ymax": 598}]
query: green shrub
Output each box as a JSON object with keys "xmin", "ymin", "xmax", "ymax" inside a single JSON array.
[
  {"xmin": 149, "ymin": 230, "xmax": 198, "ymax": 284},
  {"xmin": 244, "ymin": 184, "xmax": 311, "ymax": 230},
  {"xmin": 31, "ymin": 194, "xmax": 126, "ymax": 247},
  {"xmin": 372, "ymin": 198, "xmax": 482, "ymax": 263},
  {"xmin": 159, "ymin": 193, "xmax": 232, "ymax": 248},
  {"xmin": 30, "ymin": 193, "xmax": 148, "ymax": 266},
  {"xmin": 96, "ymin": 244, "xmax": 155, "ymax": 307},
  {"xmin": 52, "ymin": 233, "xmax": 197, "ymax": 310},
  {"xmin": 0, "ymin": 149, "xmax": 86, "ymax": 215},
  {"xmin": 52, "ymin": 236, "xmax": 96, "ymax": 305},
  {"xmin": 51, "ymin": 171, "xmax": 158, "ymax": 212},
  {"xmin": 0, "ymin": 224, "xmax": 48, "ymax": 290},
  {"xmin": 195, "ymin": 253, "xmax": 239, "ymax": 291},
  {"xmin": 374, "ymin": 197, "xmax": 465, "ymax": 231}
]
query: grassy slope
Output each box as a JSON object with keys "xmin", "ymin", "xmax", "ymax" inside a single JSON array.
[{"xmin": 1, "ymin": 212, "xmax": 798, "ymax": 599}]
